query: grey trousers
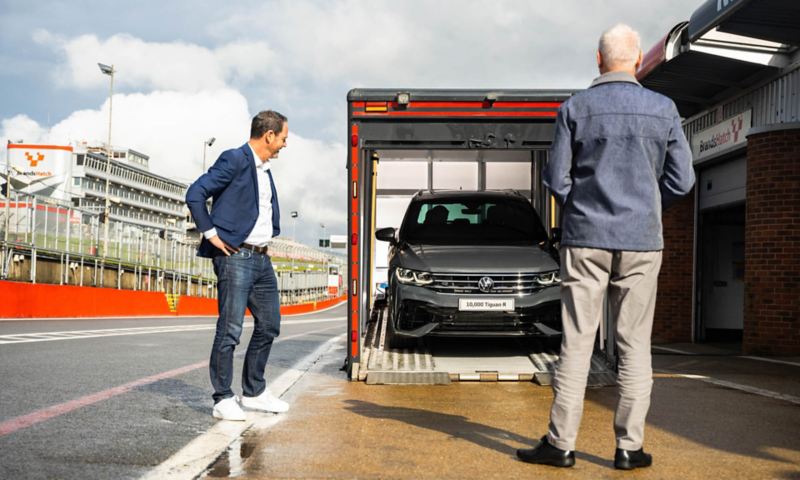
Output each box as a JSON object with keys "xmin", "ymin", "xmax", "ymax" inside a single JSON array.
[{"xmin": 547, "ymin": 247, "xmax": 662, "ymax": 452}]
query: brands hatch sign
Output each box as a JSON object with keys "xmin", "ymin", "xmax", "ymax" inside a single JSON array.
[
  {"xmin": 691, "ymin": 110, "xmax": 751, "ymax": 163},
  {"xmin": 7, "ymin": 144, "xmax": 74, "ymax": 199},
  {"xmin": 8, "ymin": 144, "xmax": 73, "ymax": 180}
]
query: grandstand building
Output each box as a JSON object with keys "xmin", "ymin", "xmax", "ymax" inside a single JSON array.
[{"xmin": 71, "ymin": 145, "xmax": 188, "ymax": 235}]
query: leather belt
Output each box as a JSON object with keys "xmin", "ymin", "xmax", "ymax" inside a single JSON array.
[{"xmin": 240, "ymin": 243, "xmax": 269, "ymax": 255}]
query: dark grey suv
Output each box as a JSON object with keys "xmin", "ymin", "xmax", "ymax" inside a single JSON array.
[{"xmin": 375, "ymin": 190, "xmax": 562, "ymax": 348}]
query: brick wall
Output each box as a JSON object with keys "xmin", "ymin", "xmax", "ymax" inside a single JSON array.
[
  {"xmin": 653, "ymin": 192, "xmax": 695, "ymax": 343},
  {"xmin": 744, "ymin": 129, "xmax": 800, "ymax": 355}
]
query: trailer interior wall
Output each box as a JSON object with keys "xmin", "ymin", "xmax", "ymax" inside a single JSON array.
[{"xmin": 372, "ymin": 149, "xmax": 546, "ymax": 294}]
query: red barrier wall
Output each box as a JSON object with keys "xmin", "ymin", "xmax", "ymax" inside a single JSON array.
[
  {"xmin": 175, "ymin": 295, "xmax": 217, "ymax": 316},
  {"xmin": 281, "ymin": 295, "xmax": 347, "ymax": 316},
  {"xmin": 0, "ymin": 280, "xmax": 346, "ymax": 319},
  {"xmin": 1, "ymin": 281, "xmax": 171, "ymax": 318}
]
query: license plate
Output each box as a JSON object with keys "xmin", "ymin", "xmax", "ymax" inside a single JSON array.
[{"xmin": 458, "ymin": 298, "xmax": 515, "ymax": 311}]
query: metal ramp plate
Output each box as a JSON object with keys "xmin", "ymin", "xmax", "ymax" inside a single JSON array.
[
  {"xmin": 366, "ymin": 371, "xmax": 451, "ymax": 385},
  {"xmin": 362, "ymin": 309, "xmax": 450, "ymax": 385},
  {"xmin": 431, "ymin": 340, "xmax": 538, "ymax": 381},
  {"xmin": 360, "ymin": 308, "xmax": 616, "ymax": 386},
  {"xmin": 531, "ymin": 351, "xmax": 617, "ymax": 387}
]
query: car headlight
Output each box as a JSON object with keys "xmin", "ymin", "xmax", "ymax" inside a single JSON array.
[
  {"xmin": 395, "ymin": 268, "xmax": 434, "ymax": 286},
  {"xmin": 533, "ymin": 270, "xmax": 561, "ymax": 286}
]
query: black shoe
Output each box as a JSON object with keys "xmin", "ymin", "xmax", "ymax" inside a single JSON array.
[
  {"xmin": 614, "ymin": 448, "xmax": 653, "ymax": 470},
  {"xmin": 516, "ymin": 436, "xmax": 575, "ymax": 468}
]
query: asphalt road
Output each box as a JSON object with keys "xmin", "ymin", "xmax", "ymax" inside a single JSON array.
[{"xmin": 0, "ymin": 304, "xmax": 346, "ymax": 480}]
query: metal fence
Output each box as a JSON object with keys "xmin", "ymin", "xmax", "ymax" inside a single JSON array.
[{"xmin": 1, "ymin": 189, "xmax": 336, "ymax": 303}]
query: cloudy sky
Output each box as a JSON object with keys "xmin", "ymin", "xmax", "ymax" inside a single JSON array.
[{"xmin": 0, "ymin": 0, "xmax": 701, "ymax": 245}]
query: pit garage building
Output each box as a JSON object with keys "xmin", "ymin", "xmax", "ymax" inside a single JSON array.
[{"xmin": 637, "ymin": 0, "xmax": 800, "ymax": 354}]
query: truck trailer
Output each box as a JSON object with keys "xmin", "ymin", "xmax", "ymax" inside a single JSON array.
[{"xmin": 345, "ymin": 89, "xmax": 616, "ymax": 385}]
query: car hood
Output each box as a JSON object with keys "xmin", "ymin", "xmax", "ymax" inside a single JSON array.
[{"xmin": 395, "ymin": 244, "xmax": 558, "ymax": 273}]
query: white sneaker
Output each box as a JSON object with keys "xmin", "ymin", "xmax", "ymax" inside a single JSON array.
[
  {"xmin": 212, "ymin": 396, "xmax": 247, "ymax": 421},
  {"xmin": 241, "ymin": 389, "xmax": 290, "ymax": 413}
]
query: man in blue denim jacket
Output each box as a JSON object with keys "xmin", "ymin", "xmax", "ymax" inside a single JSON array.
[{"xmin": 517, "ymin": 24, "xmax": 694, "ymax": 470}]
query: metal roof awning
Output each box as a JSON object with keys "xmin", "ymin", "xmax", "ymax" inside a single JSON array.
[
  {"xmin": 637, "ymin": 9, "xmax": 792, "ymax": 117},
  {"xmin": 640, "ymin": 52, "xmax": 774, "ymax": 117},
  {"xmin": 688, "ymin": 0, "xmax": 800, "ymax": 46}
]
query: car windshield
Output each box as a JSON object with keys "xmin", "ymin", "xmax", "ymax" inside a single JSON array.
[{"xmin": 400, "ymin": 196, "xmax": 548, "ymax": 245}]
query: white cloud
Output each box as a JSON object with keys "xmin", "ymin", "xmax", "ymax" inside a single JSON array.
[
  {"xmin": 217, "ymin": 0, "xmax": 699, "ymax": 89},
  {"xmin": 1, "ymin": 89, "xmax": 345, "ymax": 244},
  {"xmin": 2, "ymin": 114, "xmax": 47, "ymax": 145},
  {"xmin": 270, "ymin": 136, "xmax": 347, "ymax": 243},
  {"xmin": 2, "ymin": 89, "xmax": 249, "ymax": 180},
  {"xmin": 34, "ymin": 29, "xmax": 276, "ymax": 92},
  {"xmin": 11, "ymin": 0, "xmax": 702, "ymax": 244}
]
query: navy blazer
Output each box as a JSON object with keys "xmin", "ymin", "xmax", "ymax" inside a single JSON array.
[{"xmin": 186, "ymin": 144, "xmax": 280, "ymax": 258}]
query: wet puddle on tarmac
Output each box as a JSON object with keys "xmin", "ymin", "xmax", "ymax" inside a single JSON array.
[{"xmin": 203, "ymin": 430, "xmax": 259, "ymax": 478}]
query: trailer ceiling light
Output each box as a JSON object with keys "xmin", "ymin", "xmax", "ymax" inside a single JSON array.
[{"xmin": 483, "ymin": 92, "xmax": 498, "ymax": 108}]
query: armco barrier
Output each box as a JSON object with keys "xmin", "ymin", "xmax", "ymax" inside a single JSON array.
[{"xmin": 0, "ymin": 280, "xmax": 345, "ymax": 319}]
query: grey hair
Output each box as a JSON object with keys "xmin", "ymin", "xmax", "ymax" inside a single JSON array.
[{"xmin": 598, "ymin": 23, "xmax": 641, "ymax": 67}]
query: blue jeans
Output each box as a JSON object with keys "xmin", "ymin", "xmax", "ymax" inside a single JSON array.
[{"xmin": 210, "ymin": 248, "xmax": 281, "ymax": 404}]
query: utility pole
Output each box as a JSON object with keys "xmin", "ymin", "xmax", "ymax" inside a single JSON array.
[
  {"xmin": 98, "ymin": 63, "xmax": 115, "ymax": 258},
  {"xmin": 4, "ymin": 139, "xmax": 23, "ymax": 245},
  {"xmin": 321, "ymin": 222, "xmax": 328, "ymax": 275},
  {"xmin": 290, "ymin": 211, "xmax": 298, "ymax": 273},
  {"xmin": 4, "ymin": 141, "xmax": 12, "ymax": 244}
]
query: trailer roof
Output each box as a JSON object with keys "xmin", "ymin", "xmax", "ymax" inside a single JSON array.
[
  {"xmin": 347, "ymin": 88, "xmax": 576, "ymax": 102},
  {"xmin": 412, "ymin": 189, "xmax": 528, "ymax": 201}
]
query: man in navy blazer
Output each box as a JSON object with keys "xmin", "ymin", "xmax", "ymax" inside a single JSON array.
[{"xmin": 186, "ymin": 110, "xmax": 289, "ymax": 421}]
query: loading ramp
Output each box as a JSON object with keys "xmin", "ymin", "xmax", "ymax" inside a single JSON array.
[{"xmin": 357, "ymin": 307, "xmax": 617, "ymax": 386}]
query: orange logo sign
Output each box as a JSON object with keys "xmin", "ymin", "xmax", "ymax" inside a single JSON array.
[{"xmin": 25, "ymin": 152, "xmax": 45, "ymax": 167}]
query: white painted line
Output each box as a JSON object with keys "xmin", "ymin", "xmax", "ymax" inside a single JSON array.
[
  {"xmin": 672, "ymin": 373, "xmax": 800, "ymax": 406},
  {"xmin": 0, "ymin": 300, "xmax": 346, "ymax": 322},
  {"xmin": 0, "ymin": 326, "xmax": 342, "ymax": 438},
  {"xmin": 140, "ymin": 333, "xmax": 345, "ymax": 480},
  {"xmin": 652, "ymin": 345, "xmax": 697, "ymax": 355},
  {"xmin": 740, "ymin": 356, "xmax": 800, "ymax": 368},
  {"xmin": 281, "ymin": 316, "xmax": 346, "ymax": 325},
  {"xmin": 653, "ymin": 348, "xmax": 800, "ymax": 368},
  {"xmin": 0, "ymin": 317, "xmax": 345, "ymax": 344},
  {"xmin": 0, "ymin": 326, "xmax": 217, "ymax": 344}
]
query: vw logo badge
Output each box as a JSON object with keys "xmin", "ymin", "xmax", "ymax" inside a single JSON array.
[{"xmin": 478, "ymin": 276, "xmax": 494, "ymax": 292}]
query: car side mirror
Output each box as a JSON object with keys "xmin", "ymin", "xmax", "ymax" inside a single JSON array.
[{"xmin": 375, "ymin": 227, "xmax": 397, "ymax": 244}]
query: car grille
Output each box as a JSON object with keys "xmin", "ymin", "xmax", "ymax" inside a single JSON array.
[
  {"xmin": 396, "ymin": 300, "xmax": 560, "ymax": 333},
  {"xmin": 428, "ymin": 272, "xmax": 557, "ymax": 295}
]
